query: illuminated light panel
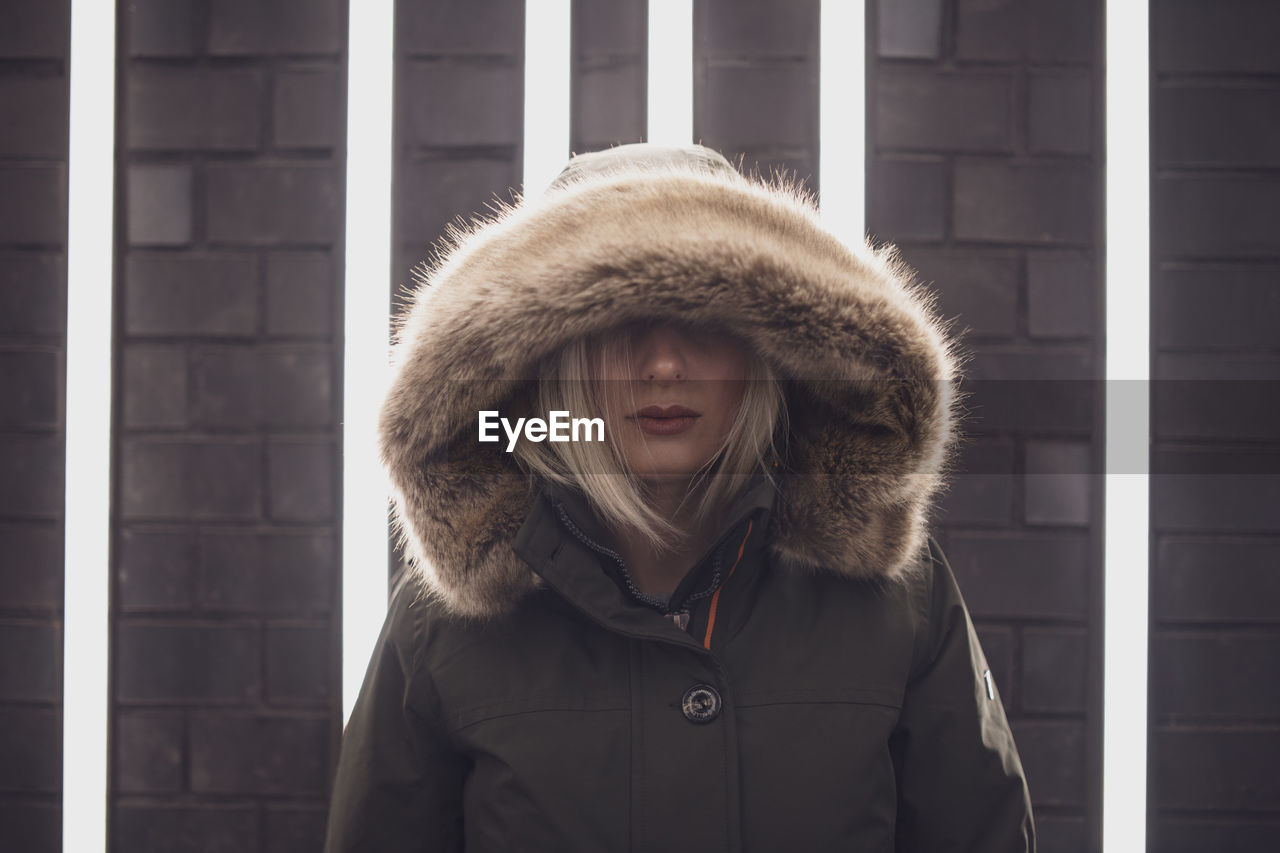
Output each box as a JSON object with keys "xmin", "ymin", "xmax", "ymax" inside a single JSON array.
[
  {"xmin": 647, "ymin": 0, "xmax": 694, "ymax": 145},
  {"xmin": 819, "ymin": 0, "xmax": 866, "ymax": 247}
]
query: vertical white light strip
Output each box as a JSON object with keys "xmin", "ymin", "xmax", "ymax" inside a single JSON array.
[
  {"xmin": 819, "ymin": 0, "xmax": 866, "ymax": 246},
  {"xmin": 522, "ymin": 0, "xmax": 572, "ymax": 198},
  {"xmin": 647, "ymin": 0, "xmax": 694, "ymax": 145},
  {"xmin": 64, "ymin": 1, "xmax": 116, "ymax": 850},
  {"xmin": 1104, "ymin": 1, "xmax": 1150, "ymax": 851},
  {"xmin": 343, "ymin": 0, "xmax": 395, "ymax": 726}
]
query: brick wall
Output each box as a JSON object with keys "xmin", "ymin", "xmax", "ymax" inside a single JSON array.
[
  {"xmin": 868, "ymin": 2, "xmax": 1104, "ymax": 851},
  {"xmin": 112, "ymin": 1, "xmax": 347, "ymax": 850},
  {"xmin": 0, "ymin": 2, "xmax": 71, "ymax": 851},
  {"xmin": 1149, "ymin": 1, "xmax": 1280, "ymax": 850},
  {"xmin": 694, "ymin": 0, "xmax": 820, "ymax": 184}
]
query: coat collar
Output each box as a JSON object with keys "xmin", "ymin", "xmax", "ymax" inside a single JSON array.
[
  {"xmin": 511, "ymin": 474, "xmax": 778, "ymax": 645},
  {"xmin": 378, "ymin": 143, "xmax": 958, "ymax": 620}
]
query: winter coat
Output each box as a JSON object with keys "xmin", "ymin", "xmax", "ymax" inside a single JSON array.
[{"xmin": 323, "ymin": 143, "xmax": 1036, "ymax": 852}]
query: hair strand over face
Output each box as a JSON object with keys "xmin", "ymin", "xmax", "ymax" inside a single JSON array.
[{"xmin": 512, "ymin": 323, "xmax": 788, "ymax": 552}]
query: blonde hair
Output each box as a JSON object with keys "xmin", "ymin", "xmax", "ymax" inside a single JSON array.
[{"xmin": 512, "ymin": 322, "xmax": 787, "ymax": 552}]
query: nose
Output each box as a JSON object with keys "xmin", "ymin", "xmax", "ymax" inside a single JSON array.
[{"xmin": 635, "ymin": 323, "xmax": 687, "ymax": 382}]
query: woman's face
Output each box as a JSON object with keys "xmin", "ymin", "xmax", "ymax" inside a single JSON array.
[{"xmin": 597, "ymin": 320, "xmax": 749, "ymax": 480}]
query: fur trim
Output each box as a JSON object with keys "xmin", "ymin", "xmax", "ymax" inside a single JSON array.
[{"xmin": 378, "ymin": 147, "xmax": 959, "ymax": 618}]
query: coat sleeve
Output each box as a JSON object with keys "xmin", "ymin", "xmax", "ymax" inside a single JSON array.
[
  {"xmin": 890, "ymin": 537, "xmax": 1037, "ymax": 853},
  {"xmin": 323, "ymin": 574, "xmax": 468, "ymax": 852}
]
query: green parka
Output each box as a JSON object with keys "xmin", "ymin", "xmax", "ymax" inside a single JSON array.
[{"xmin": 324, "ymin": 144, "xmax": 1036, "ymax": 851}]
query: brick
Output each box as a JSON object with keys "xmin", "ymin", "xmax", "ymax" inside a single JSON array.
[
  {"xmin": 1153, "ymin": 632, "xmax": 1280, "ymax": 718},
  {"xmin": 962, "ymin": 354, "xmax": 1096, "ymax": 434},
  {"xmin": 0, "ymin": 77, "xmax": 68, "ymax": 159},
  {"xmin": 128, "ymin": 0, "xmax": 199, "ymax": 57},
  {"xmin": 274, "ymin": 64, "xmax": 341, "ymax": 149},
  {"xmin": 875, "ymin": 69, "xmax": 1013, "ymax": 153},
  {"xmin": 0, "ymin": 708, "xmax": 59, "ymax": 791},
  {"xmin": 877, "ymin": 0, "xmax": 943, "ymax": 59},
  {"xmin": 208, "ymin": 0, "xmax": 342, "ymax": 56},
  {"xmin": 266, "ymin": 625, "xmax": 331, "ymax": 704},
  {"xmin": 903, "ymin": 248, "xmax": 1019, "ymax": 338},
  {"xmin": 118, "ymin": 528, "xmax": 196, "ymax": 611},
  {"xmin": 1021, "ymin": 628, "xmax": 1088, "ymax": 713},
  {"xmin": 0, "ymin": 621, "xmax": 59, "ymax": 703},
  {"xmin": 1157, "ymin": 86, "xmax": 1280, "ymax": 168},
  {"xmin": 266, "ymin": 251, "xmax": 332, "ymax": 337},
  {"xmin": 198, "ymin": 529, "xmax": 335, "ymax": 615},
  {"xmin": 1155, "ymin": 380, "xmax": 1280, "ymax": 443},
  {"xmin": 1157, "ymin": 265, "xmax": 1280, "ymax": 350},
  {"xmin": 954, "ymin": 160, "xmax": 1094, "ymax": 245},
  {"xmin": 935, "ymin": 438, "xmax": 1014, "ymax": 525},
  {"xmin": 974, "ymin": 625, "xmax": 1013, "ymax": 703},
  {"xmin": 0, "ymin": 166, "xmax": 67, "ymax": 245},
  {"xmin": 1153, "ymin": 0, "xmax": 1280, "ymax": 74},
  {"xmin": 1154, "ymin": 353, "xmax": 1280, "ymax": 382},
  {"xmin": 955, "ymin": 0, "xmax": 1093, "ymax": 63},
  {"xmin": 0, "ymin": 252, "xmax": 64, "ymax": 335},
  {"xmin": 401, "ymin": 0, "xmax": 523, "ymax": 55},
  {"xmin": 699, "ymin": 62, "xmax": 818, "ymax": 149},
  {"xmin": 127, "ymin": 166, "xmax": 193, "ymax": 246},
  {"xmin": 189, "ymin": 711, "xmax": 329, "ymax": 795},
  {"xmin": 267, "ymin": 439, "xmax": 335, "ymax": 522},
  {"xmin": 1024, "ymin": 441, "xmax": 1092, "ymax": 526},
  {"xmin": 191, "ymin": 344, "xmax": 333, "ymax": 429},
  {"xmin": 122, "ymin": 344, "xmax": 188, "ymax": 429},
  {"xmin": 1029, "ymin": 71, "xmax": 1092, "ymax": 156},
  {"xmin": 128, "ymin": 66, "xmax": 262, "ymax": 151},
  {"xmin": 1157, "ymin": 175, "xmax": 1280, "ymax": 257},
  {"xmin": 1155, "ymin": 539, "xmax": 1280, "ymax": 623},
  {"xmin": 206, "ymin": 165, "xmax": 340, "ymax": 245},
  {"xmin": 1027, "ymin": 251, "xmax": 1094, "ymax": 339},
  {"xmin": 124, "ymin": 253, "xmax": 258, "ymax": 337},
  {"xmin": 573, "ymin": 62, "xmax": 646, "ymax": 151},
  {"xmin": 0, "ymin": 350, "xmax": 59, "ymax": 428},
  {"xmin": 1152, "ymin": 468, "xmax": 1280, "ymax": 534},
  {"xmin": 868, "ymin": 158, "xmax": 946, "ymax": 241},
  {"xmin": 115, "ymin": 709, "xmax": 182, "ymax": 793},
  {"xmin": 399, "ymin": 158, "xmax": 520, "ymax": 245},
  {"xmin": 1008, "ymin": 719, "xmax": 1086, "ymax": 807},
  {"xmin": 0, "ymin": 523, "xmax": 62, "ymax": 609},
  {"xmin": 1154, "ymin": 728, "xmax": 1280, "ymax": 810},
  {"xmin": 120, "ymin": 438, "xmax": 261, "ymax": 521},
  {"xmin": 400, "ymin": 62, "xmax": 523, "ymax": 147},
  {"xmin": 0, "ymin": 435, "xmax": 63, "ymax": 517},
  {"xmin": 266, "ymin": 806, "xmax": 328, "ymax": 853},
  {"xmin": 574, "ymin": 0, "xmax": 645, "ymax": 55},
  {"xmin": 1150, "ymin": 818, "xmax": 1280, "ymax": 853},
  {"xmin": 698, "ymin": 0, "xmax": 819, "ymax": 56},
  {"xmin": 114, "ymin": 804, "xmax": 259, "ymax": 853},
  {"xmin": 1036, "ymin": 816, "xmax": 1088, "ymax": 853},
  {"xmin": 117, "ymin": 622, "xmax": 260, "ymax": 702},
  {"xmin": 944, "ymin": 532, "xmax": 1090, "ymax": 619},
  {"xmin": 0, "ymin": 0, "xmax": 68, "ymax": 57},
  {"xmin": 0, "ymin": 802, "xmax": 58, "ymax": 853}
]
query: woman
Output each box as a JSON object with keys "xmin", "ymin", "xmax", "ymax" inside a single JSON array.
[{"xmin": 324, "ymin": 143, "xmax": 1036, "ymax": 851}]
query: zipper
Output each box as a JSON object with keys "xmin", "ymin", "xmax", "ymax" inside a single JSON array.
[{"xmin": 551, "ymin": 500, "xmax": 724, "ymax": 622}]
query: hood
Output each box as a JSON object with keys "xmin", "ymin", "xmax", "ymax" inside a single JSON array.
[{"xmin": 378, "ymin": 143, "xmax": 959, "ymax": 619}]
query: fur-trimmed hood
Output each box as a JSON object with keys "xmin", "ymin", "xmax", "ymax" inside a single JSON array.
[{"xmin": 378, "ymin": 143, "xmax": 959, "ymax": 619}]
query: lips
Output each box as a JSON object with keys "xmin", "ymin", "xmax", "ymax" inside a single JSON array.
[{"xmin": 633, "ymin": 404, "xmax": 701, "ymax": 419}]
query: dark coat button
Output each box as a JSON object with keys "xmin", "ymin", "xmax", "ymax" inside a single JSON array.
[{"xmin": 681, "ymin": 683, "xmax": 722, "ymax": 723}]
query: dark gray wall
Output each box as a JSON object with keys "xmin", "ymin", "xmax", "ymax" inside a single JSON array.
[
  {"xmin": 1149, "ymin": 1, "xmax": 1280, "ymax": 850},
  {"xmin": 0, "ymin": 2, "xmax": 70, "ymax": 850},
  {"xmin": 111, "ymin": 0, "xmax": 348, "ymax": 850}
]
